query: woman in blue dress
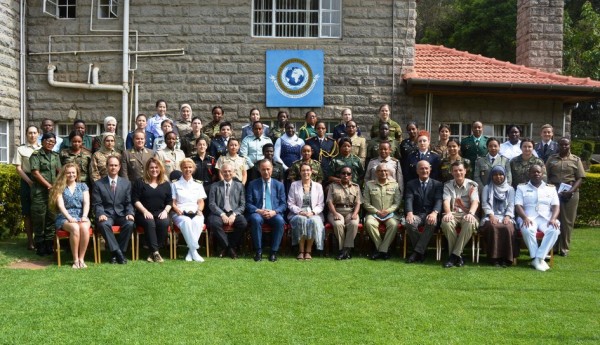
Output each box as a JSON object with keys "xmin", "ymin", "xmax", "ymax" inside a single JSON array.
[
  {"xmin": 50, "ymin": 163, "xmax": 92, "ymax": 269},
  {"xmin": 274, "ymin": 122, "xmax": 304, "ymax": 171}
]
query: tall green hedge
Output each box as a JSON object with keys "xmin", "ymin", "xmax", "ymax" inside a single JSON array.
[
  {"xmin": 576, "ymin": 172, "xmax": 600, "ymax": 227},
  {"xmin": 0, "ymin": 164, "xmax": 23, "ymax": 238}
]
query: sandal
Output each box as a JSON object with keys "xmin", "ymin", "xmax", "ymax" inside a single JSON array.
[
  {"xmin": 79, "ymin": 260, "xmax": 88, "ymax": 268},
  {"xmin": 297, "ymin": 252, "xmax": 305, "ymax": 260},
  {"xmin": 304, "ymin": 252, "xmax": 312, "ymax": 260},
  {"xmin": 72, "ymin": 262, "xmax": 80, "ymax": 269}
]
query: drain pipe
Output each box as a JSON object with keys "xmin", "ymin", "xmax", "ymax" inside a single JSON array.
[
  {"xmin": 19, "ymin": 0, "xmax": 26, "ymax": 142},
  {"xmin": 48, "ymin": 64, "xmax": 125, "ymax": 91},
  {"xmin": 121, "ymin": 0, "xmax": 130, "ymax": 138}
]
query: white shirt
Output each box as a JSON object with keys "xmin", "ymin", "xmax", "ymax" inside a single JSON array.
[
  {"xmin": 515, "ymin": 181, "xmax": 559, "ymax": 221},
  {"xmin": 172, "ymin": 177, "xmax": 207, "ymax": 212},
  {"xmin": 500, "ymin": 140, "xmax": 538, "ymax": 160}
]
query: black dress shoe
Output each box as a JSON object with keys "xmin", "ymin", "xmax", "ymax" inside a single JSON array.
[
  {"xmin": 228, "ymin": 248, "xmax": 238, "ymax": 259},
  {"xmin": 110, "ymin": 256, "xmax": 117, "ymax": 264},
  {"xmin": 336, "ymin": 251, "xmax": 346, "ymax": 260},
  {"xmin": 443, "ymin": 258, "xmax": 454, "ymax": 268},
  {"xmin": 219, "ymin": 249, "xmax": 226, "ymax": 258},
  {"xmin": 380, "ymin": 252, "xmax": 390, "ymax": 260},
  {"xmin": 268, "ymin": 253, "xmax": 277, "ymax": 262},
  {"xmin": 455, "ymin": 255, "xmax": 464, "ymax": 267},
  {"xmin": 115, "ymin": 250, "xmax": 127, "ymax": 264},
  {"xmin": 369, "ymin": 251, "xmax": 381, "ymax": 260},
  {"xmin": 417, "ymin": 253, "xmax": 426, "ymax": 263},
  {"xmin": 407, "ymin": 252, "xmax": 418, "ymax": 264},
  {"xmin": 253, "ymin": 252, "xmax": 262, "ymax": 262}
]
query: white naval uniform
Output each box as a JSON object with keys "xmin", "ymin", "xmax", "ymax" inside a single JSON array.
[
  {"xmin": 515, "ymin": 181, "xmax": 560, "ymax": 259},
  {"xmin": 172, "ymin": 177, "xmax": 207, "ymax": 255}
]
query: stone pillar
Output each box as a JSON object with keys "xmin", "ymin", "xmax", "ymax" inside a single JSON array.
[
  {"xmin": 516, "ymin": 0, "xmax": 564, "ymax": 74},
  {"xmin": 0, "ymin": 0, "xmax": 22, "ymax": 149}
]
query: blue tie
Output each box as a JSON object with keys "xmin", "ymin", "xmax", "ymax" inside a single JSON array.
[{"xmin": 265, "ymin": 181, "xmax": 272, "ymax": 210}]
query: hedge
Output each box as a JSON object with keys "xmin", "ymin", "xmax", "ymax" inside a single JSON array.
[
  {"xmin": 571, "ymin": 139, "xmax": 596, "ymax": 160},
  {"xmin": 591, "ymin": 165, "xmax": 600, "ymax": 174},
  {"xmin": 576, "ymin": 172, "xmax": 600, "ymax": 227},
  {"xmin": 0, "ymin": 164, "xmax": 23, "ymax": 239}
]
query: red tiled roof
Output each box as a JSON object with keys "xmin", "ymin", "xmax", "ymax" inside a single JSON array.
[{"xmin": 404, "ymin": 44, "xmax": 600, "ymax": 88}]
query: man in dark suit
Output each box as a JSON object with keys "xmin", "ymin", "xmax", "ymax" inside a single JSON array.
[
  {"xmin": 208, "ymin": 162, "xmax": 247, "ymax": 259},
  {"xmin": 404, "ymin": 160, "xmax": 443, "ymax": 263},
  {"xmin": 92, "ymin": 156, "xmax": 135, "ymax": 264},
  {"xmin": 246, "ymin": 159, "xmax": 287, "ymax": 262}
]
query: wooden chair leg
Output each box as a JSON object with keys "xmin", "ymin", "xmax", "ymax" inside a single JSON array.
[
  {"xmin": 204, "ymin": 229, "xmax": 210, "ymax": 257},
  {"xmin": 55, "ymin": 235, "xmax": 61, "ymax": 267},
  {"xmin": 91, "ymin": 233, "xmax": 98, "ymax": 264}
]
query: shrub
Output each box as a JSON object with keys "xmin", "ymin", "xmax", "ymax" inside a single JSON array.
[
  {"xmin": 576, "ymin": 172, "xmax": 600, "ymax": 227},
  {"xmin": 571, "ymin": 139, "xmax": 595, "ymax": 158},
  {"xmin": 591, "ymin": 165, "xmax": 600, "ymax": 174},
  {"xmin": 0, "ymin": 164, "xmax": 23, "ymax": 238},
  {"xmin": 594, "ymin": 142, "xmax": 600, "ymax": 154}
]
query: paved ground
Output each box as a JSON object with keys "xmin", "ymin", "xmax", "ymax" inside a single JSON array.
[{"xmin": 7, "ymin": 260, "xmax": 50, "ymax": 270}]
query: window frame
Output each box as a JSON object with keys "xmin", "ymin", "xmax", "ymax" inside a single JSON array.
[
  {"xmin": 0, "ymin": 120, "xmax": 9, "ymax": 164},
  {"xmin": 443, "ymin": 122, "xmax": 532, "ymax": 143},
  {"xmin": 251, "ymin": 0, "xmax": 342, "ymax": 39},
  {"xmin": 97, "ymin": 0, "xmax": 119, "ymax": 19},
  {"xmin": 56, "ymin": 123, "xmax": 102, "ymax": 137},
  {"xmin": 43, "ymin": 0, "xmax": 76, "ymax": 19}
]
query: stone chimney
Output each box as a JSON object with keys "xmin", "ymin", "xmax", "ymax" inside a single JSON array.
[{"xmin": 516, "ymin": 0, "xmax": 564, "ymax": 74}]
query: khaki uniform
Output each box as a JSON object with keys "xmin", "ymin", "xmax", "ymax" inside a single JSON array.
[
  {"xmin": 473, "ymin": 155, "xmax": 512, "ymax": 191},
  {"xmin": 13, "ymin": 143, "xmax": 41, "ymax": 215},
  {"xmin": 119, "ymin": 147, "xmax": 154, "ymax": 181},
  {"xmin": 215, "ymin": 154, "xmax": 248, "ymax": 184},
  {"xmin": 91, "ymin": 150, "xmax": 122, "ymax": 182},
  {"xmin": 348, "ymin": 134, "xmax": 367, "ymax": 166},
  {"xmin": 155, "ymin": 147, "xmax": 186, "ymax": 176},
  {"xmin": 364, "ymin": 157, "xmax": 404, "ymax": 192},
  {"xmin": 362, "ymin": 180, "xmax": 401, "ymax": 253},
  {"xmin": 370, "ymin": 119, "xmax": 403, "ymax": 141},
  {"xmin": 287, "ymin": 159, "xmax": 323, "ymax": 183},
  {"xmin": 441, "ymin": 178, "xmax": 480, "ymax": 257},
  {"xmin": 29, "ymin": 149, "xmax": 62, "ymax": 245},
  {"xmin": 59, "ymin": 148, "xmax": 92, "ymax": 184},
  {"xmin": 327, "ymin": 182, "xmax": 361, "ymax": 250},
  {"xmin": 509, "ymin": 155, "xmax": 546, "ymax": 188},
  {"xmin": 546, "ymin": 153, "xmax": 586, "ymax": 255}
]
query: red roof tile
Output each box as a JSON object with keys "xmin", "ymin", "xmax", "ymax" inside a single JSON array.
[{"xmin": 404, "ymin": 44, "xmax": 600, "ymax": 88}]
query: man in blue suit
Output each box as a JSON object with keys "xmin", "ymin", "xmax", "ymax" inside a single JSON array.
[{"xmin": 246, "ymin": 159, "xmax": 287, "ymax": 262}]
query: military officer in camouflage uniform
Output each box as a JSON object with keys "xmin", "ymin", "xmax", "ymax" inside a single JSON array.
[
  {"xmin": 201, "ymin": 105, "xmax": 224, "ymax": 140},
  {"xmin": 329, "ymin": 138, "xmax": 365, "ymax": 186},
  {"xmin": 363, "ymin": 164, "xmax": 402, "ymax": 260},
  {"xmin": 366, "ymin": 122, "xmax": 401, "ymax": 167},
  {"xmin": 91, "ymin": 133, "xmax": 122, "ymax": 182},
  {"xmin": 120, "ymin": 129, "xmax": 154, "ymax": 181},
  {"xmin": 287, "ymin": 145, "xmax": 323, "ymax": 183},
  {"xmin": 546, "ymin": 137, "xmax": 585, "ymax": 256},
  {"xmin": 509, "ymin": 138, "xmax": 546, "ymax": 188},
  {"xmin": 30, "ymin": 133, "xmax": 62, "ymax": 256},
  {"xmin": 460, "ymin": 121, "xmax": 489, "ymax": 175},
  {"xmin": 181, "ymin": 117, "xmax": 211, "ymax": 157},
  {"xmin": 59, "ymin": 131, "xmax": 92, "ymax": 185}
]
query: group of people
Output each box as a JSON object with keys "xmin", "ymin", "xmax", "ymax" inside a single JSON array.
[{"xmin": 12, "ymin": 102, "xmax": 584, "ymax": 271}]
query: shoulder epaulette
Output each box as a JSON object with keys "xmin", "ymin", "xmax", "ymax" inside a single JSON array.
[
  {"xmin": 194, "ymin": 179, "xmax": 203, "ymax": 184},
  {"xmin": 389, "ymin": 157, "xmax": 399, "ymax": 162},
  {"xmin": 546, "ymin": 183, "xmax": 555, "ymax": 187}
]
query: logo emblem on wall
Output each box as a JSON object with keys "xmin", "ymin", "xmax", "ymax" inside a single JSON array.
[{"xmin": 266, "ymin": 50, "xmax": 324, "ymax": 107}]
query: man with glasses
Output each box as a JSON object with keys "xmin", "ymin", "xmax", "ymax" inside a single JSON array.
[{"xmin": 363, "ymin": 163, "xmax": 402, "ymax": 260}]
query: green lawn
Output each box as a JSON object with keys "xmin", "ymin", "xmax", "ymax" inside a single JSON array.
[{"xmin": 1, "ymin": 229, "xmax": 599, "ymax": 344}]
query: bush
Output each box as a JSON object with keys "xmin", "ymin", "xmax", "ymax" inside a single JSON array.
[
  {"xmin": 576, "ymin": 172, "xmax": 600, "ymax": 227},
  {"xmin": 571, "ymin": 140, "xmax": 596, "ymax": 159},
  {"xmin": 591, "ymin": 165, "xmax": 600, "ymax": 174},
  {"xmin": 0, "ymin": 164, "xmax": 23, "ymax": 238},
  {"xmin": 594, "ymin": 142, "xmax": 600, "ymax": 154}
]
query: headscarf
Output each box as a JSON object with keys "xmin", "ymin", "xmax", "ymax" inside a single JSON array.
[
  {"xmin": 104, "ymin": 116, "xmax": 117, "ymax": 131},
  {"xmin": 487, "ymin": 165, "xmax": 510, "ymax": 203},
  {"xmin": 100, "ymin": 133, "xmax": 116, "ymax": 153},
  {"xmin": 180, "ymin": 104, "xmax": 192, "ymax": 115}
]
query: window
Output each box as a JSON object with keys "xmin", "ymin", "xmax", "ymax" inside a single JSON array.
[
  {"xmin": 0, "ymin": 120, "xmax": 9, "ymax": 163},
  {"xmin": 493, "ymin": 124, "xmax": 531, "ymax": 143},
  {"xmin": 98, "ymin": 0, "xmax": 119, "ymax": 19},
  {"xmin": 56, "ymin": 123, "xmax": 101, "ymax": 137},
  {"xmin": 43, "ymin": 0, "xmax": 76, "ymax": 19},
  {"xmin": 444, "ymin": 122, "xmax": 531, "ymax": 142},
  {"xmin": 252, "ymin": 0, "xmax": 342, "ymax": 38}
]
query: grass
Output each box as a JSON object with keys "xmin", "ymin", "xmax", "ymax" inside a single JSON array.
[{"xmin": 1, "ymin": 229, "xmax": 599, "ymax": 344}]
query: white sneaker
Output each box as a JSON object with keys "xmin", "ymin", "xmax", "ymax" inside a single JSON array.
[
  {"xmin": 533, "ymin": 258, "xmax": 546, "ymax": 272},
  {"xmin": 185, "ymin": 250, "xmax": 193, "ymax": 262},
  {"xmin": 539, "ymin": 259, "xmax": 550, "ymax": 271},
  {"xmin": 192, "ymin": 250, "xmax": 205, "ymax": 263}
]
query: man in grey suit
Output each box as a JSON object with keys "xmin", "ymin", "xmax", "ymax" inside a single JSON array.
[
  {"xmin": 92, "ymin": 156, "xmax": 135, "ymax": 264},
  {"xmin": 404, "ymin": 160, "xmax": 443, "ymax": 263},
  {"xmin": 208, "ymin": 163, "xmax": 247, "ymax": 259}
]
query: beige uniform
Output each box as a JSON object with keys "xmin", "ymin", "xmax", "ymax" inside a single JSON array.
[
  {"xmin": 546, "ymin": 153, "xmax": 585, "ymax": 255},
  {"xmin": 120, "ymin": 147, "xmax": 154, "ymax": 181},
  {"xmin": 364, "ymin": 157, "xmax": 404, "ymax": 190},
  {"xmin": 441, "ymin": 178, "xmax": 480, "ymax": 257},
  {"xmin": 349, "ymin": 134, "xmax": 367, "ymax": 166},
  {"xmin": 215, "ymin": 154, "xmax": 248, "ymax": 184},
  {"xmin": 155, "ymin": 147, "xmax": 186, "ymax": 176},
  {"xmin": 327, "ymin": 182, "xmax": 361, "ymax": 250},
  {"xmin": 362, "ymin": 180, "xmax": 401, "ymax": 253}
]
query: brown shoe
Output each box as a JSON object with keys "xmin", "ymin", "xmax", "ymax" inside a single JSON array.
[{"xmin": 152, "ymin": 252, "xmax": 164, "ymax": 263}]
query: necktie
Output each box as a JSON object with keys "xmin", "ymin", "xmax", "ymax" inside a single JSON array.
[
  {"xmin": 111, "ymin": 179, "xmax": 116, "ymax": 195},
  {"xmin": 421, "ymin": 181, "xmax": 426, "ymax": 193},
  {"xmin": 491, "ymin": 157, "xmax": 495, "ymax": 164},
  {"xmin": 543, "ymin": 143, "xmax": 548, "ymax": 155},
  {"xmin": 224, "ymin": 183, "xmax": 231, "ymax": 212},
  {"xmin": 475, "ymin": 139, "xmax": 480, "ymax": 147},
  {"xmin": 420, "ymin": 153, "xmax": 424, "ymax": 160},
  {"xmin": 265, "ymin": 181, "xmax": 272, "ymax": 210}
]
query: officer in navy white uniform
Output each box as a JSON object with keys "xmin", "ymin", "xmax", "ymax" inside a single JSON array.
[{"xmin": 515, "ymin": 164, "xmax": 560, "ymax": 272}]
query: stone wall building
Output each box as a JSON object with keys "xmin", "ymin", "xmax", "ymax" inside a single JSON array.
[{"xmin": 1, "ymin": 0, "xmax": 599, "ymax": 163}]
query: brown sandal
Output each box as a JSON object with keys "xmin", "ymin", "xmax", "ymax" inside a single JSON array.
[
  {"xmin": 297, "ymin": 252, "xmax": 305, "ymax": 260},
  {"xmin": 304, "ymin": 252, "xmax": 312, "ymax": 260}
]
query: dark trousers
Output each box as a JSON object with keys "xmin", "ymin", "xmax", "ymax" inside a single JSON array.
[
  {"xmin": 405, "ymin": 214, "xmax": 437, "ymax": 255},
  {"xmin": 97, "ymin": 216, "xmax": 134, "ymax": 253},
  {"xmin": 31, "ymin": 187, "xmax": 55, "ymax": 244},
  {"xmin": 208, "ymin": 213, "xmax": 247, "ymax": 250},
  {"xmin": 135, "ymin": 213, "xmax": 169, "ymax": 252},
  {"xmin": 247, "ymin": 213, "xmax": 284, "ymax": 253}
]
